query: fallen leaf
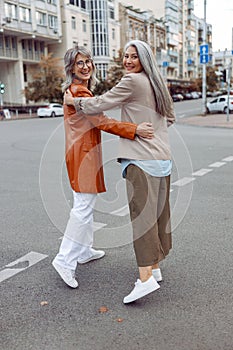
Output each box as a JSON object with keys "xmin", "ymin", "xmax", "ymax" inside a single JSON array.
[
  {"xmin": 40, "ymin": 301, "xmax": 48, "ymax": 306},
  {"xmin": 116, "ymin": 318, "xmax": 123, "ymax": 323},
  {"xmin": 98, "ymin": 306, "xmax": 109, "ymax": 313}
]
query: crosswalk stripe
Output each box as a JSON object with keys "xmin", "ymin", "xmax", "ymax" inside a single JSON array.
[
  {"xmin": 192, "ymin": 168, "xmax": 213, "ymax": 176},
  {"xmin": 209, "ymin": 161, "xmax": 225, "ymax": 168},
  {"xmin": 172, "ymin": 177, "xmax": 195, "ymax": 186},
  {"xmin": 0, "ymin": 251, "xmax": 48, "ymax": 283}
]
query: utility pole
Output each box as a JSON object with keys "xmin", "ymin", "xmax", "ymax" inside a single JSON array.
[
  {"xmin": 202, "ymin": 0, "xmax": 207, "ymax": 115},
  {"xmin": 226, "ymin": 62, "xmax": 232, "ymax": 122}
]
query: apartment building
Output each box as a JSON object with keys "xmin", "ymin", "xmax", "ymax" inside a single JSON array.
[
  {"xmin": 0, "ymin": 0, "xmax": 214, "ymax": 105},
  {"xmin": 0, "ymin": 0, "xmax": 62, "ymax": 104},
  {"xmin": 0, "ymin": 0, "xmax": 121, "ymax": 104}
]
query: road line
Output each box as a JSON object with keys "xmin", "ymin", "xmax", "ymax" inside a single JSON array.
[
  {"xmin": 172, "ymin": 177, "xmax": 195, "ymax": 186},
  {"xmin": 222, "ymin": 156, "xmax": 233, "ymax": 162},
  {"xmin": 0, "ymin": 251, "xmax": 48, "ymax": 283},
  {"xmin": 209, "ymin": 161, "xmax": 226, "ymax": 168},
  {"xmin": 192, "ymin": 168, "xmax": 213, "ymax": 176}
]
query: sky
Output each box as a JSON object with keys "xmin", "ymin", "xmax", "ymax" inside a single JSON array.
[{"xmin": 194, "ymin": 0, "xmax": 233, "ymax": 51}]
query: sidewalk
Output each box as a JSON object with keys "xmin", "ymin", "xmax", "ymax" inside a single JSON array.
[
  {"xmin": 177, "ymin": 113, "xmax": 233, "ymax": 129},
  {"xmin": 1, "ymin": 111, "xmax": 233, "ymax": 129}
]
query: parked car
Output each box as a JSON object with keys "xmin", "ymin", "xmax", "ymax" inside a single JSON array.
[
  {"xmin": 183, "ymin": 93, "xmax": 192, "ymax": 100},
  {"xmin": 172, "ymin": 94, "xmax": 184, "ymax": 102},
  {"xmin": 190, "ymin": 91, "xmax": 199, "ymax": 99},
  {"xmin": 37, "ymin": 103, "xmax": 64, "ymax": 118},
  {"xmin": 206, "ymin": 95, "xmax": 233, "ymax": 114}
]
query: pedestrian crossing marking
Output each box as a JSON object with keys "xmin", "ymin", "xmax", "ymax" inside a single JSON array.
[{"xmin": 0, "ymin": 251, "xmax": 48, "ymax": 283}]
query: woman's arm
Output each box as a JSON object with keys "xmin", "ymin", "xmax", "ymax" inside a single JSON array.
[
  {"xmin": 64, "ymin": 74, "xmax": 134, "ymax": 115},
  {"xmin": 85, "ymin": 112, "xmax": 154, "ymax": 139}
]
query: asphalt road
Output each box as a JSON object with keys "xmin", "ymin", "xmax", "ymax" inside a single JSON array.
[{"xmin": 0, "ymin": 109, "xmax": 233, "ymax": 350}]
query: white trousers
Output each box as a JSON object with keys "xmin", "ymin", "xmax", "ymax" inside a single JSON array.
[{"xmin": 53, "ymin": 191, "xmax": 97, "ymax": 271}]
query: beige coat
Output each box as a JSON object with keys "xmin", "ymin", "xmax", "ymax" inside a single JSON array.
[{"xmin": 74, "ymin": 71, "xmax": 175, "ymax": 161}]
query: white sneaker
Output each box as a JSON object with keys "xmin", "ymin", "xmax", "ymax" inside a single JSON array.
[
  {"xmin": 123, "ymin": 276, "xmax": 160, "ymax": 304},
  {"xmin": 52, "ymin": 260, "xmax": 78, "ymax": 288},
  {"xmin": 152, "ymin": 268, "xmax": 162, "ymax": 282},
  {"xmin": 77, "ymin": 249, "xmax": 105, "ymax": 264}
]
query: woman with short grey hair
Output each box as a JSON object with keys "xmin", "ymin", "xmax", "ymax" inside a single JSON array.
[{"xmin": 64, "ymin": 40, "xmax": 175, "ymax": 303}]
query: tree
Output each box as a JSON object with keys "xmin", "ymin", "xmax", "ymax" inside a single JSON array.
[
  {"xmin": 24, "ymin": 53, "xmax": 64, "ymax": 103},
  {"xmin": 195, "ymin": 66, "xmax": 219, "ymax": 92}
]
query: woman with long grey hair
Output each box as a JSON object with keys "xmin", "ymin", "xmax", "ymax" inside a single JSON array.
[
  {"xmin": 64, "ymin": 40, "xmax": 175, "ymax": 303},
  {"xmin": 52, "ymin": 45, "xmax": 154, "ymax": 289}
]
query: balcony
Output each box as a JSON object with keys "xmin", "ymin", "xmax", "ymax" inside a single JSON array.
[
  {"xmin": 168, "ymin": 49, "xmax": 178, "ymax": 57},
  {"xmin": 168, "ymin": 61, "xmax": 178, "ymax": 69},
  {"xmin": 167, "ymin": 37, "xmax": 178, "ymax": 47},
  {"xmin": 0, "ymin": 47, "xmax": 18, "ymax": 59}
]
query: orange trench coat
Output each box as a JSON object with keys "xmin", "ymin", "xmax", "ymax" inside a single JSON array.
[{"xmin": 64, "ymin": 82, "xmax": 137, "ymax": 193}]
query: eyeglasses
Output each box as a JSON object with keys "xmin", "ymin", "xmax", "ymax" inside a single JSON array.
[{"xmin": 75, "ymin": 59, "xmax": 93, "ymax": 68}]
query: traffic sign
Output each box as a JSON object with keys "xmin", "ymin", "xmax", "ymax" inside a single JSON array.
[
  {"xmin": 200, "ymin": 44, "xmax": 209, "ymax": 55},
  {"xmin": 162, "ymin": 61, "xmax": 168, "ymax": 67},
  {"xmin": 200, "ymin": 54, "xmax": 209, "ymax": 64}
]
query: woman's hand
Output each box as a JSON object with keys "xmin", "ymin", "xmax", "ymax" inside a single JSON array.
[
  {"xmin": 63, "ymin": 89, "xmax": 75, "ymax": 106},
  {"xmin": 136, "ymin": 122, "xmax": 154, "ymax": 139}
]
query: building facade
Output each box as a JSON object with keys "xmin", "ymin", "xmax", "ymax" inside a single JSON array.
[
  {"xmin": 0, "ymin": 0, "xmax": 62, "ymax": 104},
  {"xmin": 0, "ymin": 0, "xmax": 217, "ymax": 105}
]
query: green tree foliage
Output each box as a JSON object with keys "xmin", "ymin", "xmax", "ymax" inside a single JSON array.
[
  {"xmin": 93, "ymin": 50, "xmax": 124, "ymax": 95},
  {"xmin": 24, "ymin": 53, "xmax": 64, "ymax": 103},
  {"xmin": 195, "ymin": 66, "xmax": 219, "ymax": 92}
]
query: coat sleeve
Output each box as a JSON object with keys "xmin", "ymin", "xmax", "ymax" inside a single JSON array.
[
  {"xmin": 84, "ymin": 113, "xmax": 137, "ymax": 139},
  {"xmin": 74, "ymin": 74, "xmax": 134, "ymax": 114},
  {"xmin": 166, "ymin": 107, "xmax": 176, "ymax": 127},
  {"xmin": 69, "ymin": 82, "xmax": 137, "ymax": 139}
]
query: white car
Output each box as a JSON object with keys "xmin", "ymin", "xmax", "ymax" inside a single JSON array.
[
  {"xmin": 206, "ymin": 96, "xmax": 233, "ymax": 114},
  {"xmin": 37, "ymin": 103, "xmax": 64, "ymax": 118}
]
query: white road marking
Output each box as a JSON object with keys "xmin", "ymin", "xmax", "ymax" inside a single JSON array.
[
  {"xmin": 110, "ymin": 205, "xmax": 129, "ymax": 216},
  {"xmin": 0, "ymin": 251, "xmax": 48, "ymax": 283},
  {"xmin": 209, "ymin": 161, "xmax": 226, "ymax": 168},
  {"xmin": 192, "ymin": 168, "xmax": 213, "ymax": 176},
  {"xmin": 222, "ymin": 156, "xmax": 233, "ymax": 162},
  {"xmin": 172, "ymin": 177, "xmax": 195, "ymax": 187}
]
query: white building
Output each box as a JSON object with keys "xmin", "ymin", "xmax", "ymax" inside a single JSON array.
[{"xmin": 0, "ymin": 0, "xmax": 62, "ymax": 104}]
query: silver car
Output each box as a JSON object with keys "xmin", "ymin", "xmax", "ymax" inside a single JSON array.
[
  {"xmin": 206, "ymin": 96, "xmax": 233, "ymax": 114},
  {"xmin": 37, "ymin": 103, "xmax": 64, "ymax": 118}
]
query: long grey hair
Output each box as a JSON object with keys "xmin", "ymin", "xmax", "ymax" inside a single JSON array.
[
  {"xmin": 124, "ymin": 40, "xmax": 174, "ymax": 118},
  {"xmin": 61, "ymin": 45, "xmax": 98, "ymax": 92}
]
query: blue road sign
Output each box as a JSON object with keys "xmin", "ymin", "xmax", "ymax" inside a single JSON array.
[
  {"xmin": 187, "ymin": 59, "xmax": 192, "ymax": 65},
  {"xmin": 200, "ymin": 54, "xmax": 209, "ymax": 64},
  {"xmin": 162, "ymin": 61, "xmax": 168, "ymax": 67},
  {"xmin": 200, "ymin": 44, "xmax": 209, "ymax": 55}
]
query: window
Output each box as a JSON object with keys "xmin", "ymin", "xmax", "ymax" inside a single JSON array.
[
  {"xmin": 48, "ymin": 15, "xmax": 57, "ymax": 29},
  {"xmin": 4, "ymin": 2, "xmax": 17, "ymax": 19},
  {"xmin": 71, "ymin": 16, "xmax": 76, "ymax": 30},
  {"xmin": 81, "ymin": 0, "xmax": 86, "ymax": 9},
  {"xmin": 112, "ymin": 28, "xmax": 115, "ymax": 40},
  {"xmin": 82, "ymin": 19, "xmax": 87, "ymax": 32},
  {"xmin": 47, "ymin": 0, "xmax": 57, "ymax": 4},
  {"xmin": 109, "ymin": 6, "xmax": 114, "ymax": 19},
  {"xmin": 69, "ymin": 0, "xmax": 86, "ymax": 8},
  {"xmin": 112, "ymin": 49, "xmax": 116, "ymax": 58},
  {"xmin": 19, "ymin": 7, "xmax": 31, "ymax": 22},
  {"xmin": 36, "ymin": 11, "xmax": 46, "ymax": 26}
]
